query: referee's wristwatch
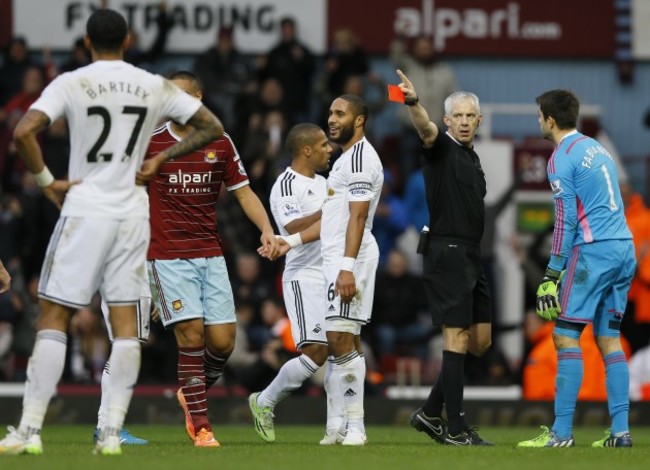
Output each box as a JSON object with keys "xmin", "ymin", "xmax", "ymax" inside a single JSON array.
[{"xmin": 405, "ymin": 94, "xmax": 419, "ymax": 106}]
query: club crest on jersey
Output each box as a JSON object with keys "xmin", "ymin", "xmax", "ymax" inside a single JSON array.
[
  {"xmin": 328, "ymin": 187, "xmax": 335, "ymax": 197},
  {"xmin": 172, "ymin": 299, "xmax": 184, "ymax": 312},
  {"xmin": 204, "ymin": 149, "xmax": 218, "ymax": 163}
]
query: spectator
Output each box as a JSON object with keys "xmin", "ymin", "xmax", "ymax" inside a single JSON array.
[
  {"xmin": 620, "ymin": 183, "xmax": 650, "ymax": 353},
  {"xmin": 225, "ymin": 302, "xmax": 260, "ymax": 378},
  {"xmin": 241, "ymin": 78, "xmax": 291, "ymax": 197},
  {"xmin": 258, "ymin": 17, "xmax": 315, "ymax": 123},
  {"xmin": 390, "ymin": 33, "xmax": 457, "ymax": 178},
  {"xmin": 629, "ymin": 342, "xmax": 650, "ymax": 401},
  {"xmin": 315, "ymin": 28, "xmax": 370, "ymax": 124},
  {"xmin": 372, "ymin": 169, "xmax": 409, "ymax": 266},
  {"xmin": 193, "ymin": 26, "xmax": 251, "ymax": 129},
  {"xmin": 124, "ymin": 1, "xmax": 173, "ymax": 72},
  {"xmin": 0, "ymin": 37, "xmax": 34, "ymax": 107},
  {"xmin": 403, "ymin": 168, "xmax": 427, "ymax": 229},
  {"xmin": 340, "ymin": 74, "xmax": 388, "ymax": 142},
  {"xmin": 396, "ymin": 168, "xmax": 427, "ymax": 274},
  {"xmin": 60, "ymin": 37, "xmax": 91, "ymax": 73},
  {"xmin": 68, "ymin": 306, "xmax": 109, "ymax": 383},
  {"xmin": 1, "ymin": 66, "xmax": 45, "ymax": 191},
  {"xmin": 2, "ymin": 65, "xmax": 45, "ymax": 128},
  {"xmin": 509, "ymin": 225, "xmax": 554, "ymax": 312},
  {"xmin": 6, "ymin": 273, "xmax": 39, "ymax": 382},
  {"xmin": 14, "ymin": 172, "xmax": 55, "ymax": 280},
  {"xmin": 228, "ymin": 297, "xmax": 298, "ymax": 392},
  {"xmin": 0, "ymin": 194, "xmax": 22, "ymax": 263},
  {"xmin": 481, "ymin": 170, "xmax": 525, "ymax": 329},
  {"xmin": 371, "ymin": 249, "xmax": 430, "ymax": 360},
  {"xmin": 231, "ymin": 253, "xmax": 275, "ymax": 349}
]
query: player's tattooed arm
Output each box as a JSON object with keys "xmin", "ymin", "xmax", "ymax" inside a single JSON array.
[
  {"xmin": 161, "ymin": 106, "xmax": 224, "ymax": 161},
  {"xmin": 137, "ymin": 106, "xmax": 224, "ymax": 184}
]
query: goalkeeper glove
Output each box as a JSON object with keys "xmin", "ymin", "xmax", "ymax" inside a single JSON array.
[{"xmin": 536, "ymin": 268, "xmax": 563, "ymax": 321}]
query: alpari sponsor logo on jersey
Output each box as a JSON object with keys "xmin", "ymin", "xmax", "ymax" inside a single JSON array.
[{"xmin": 168, "ymin": 169, "xmax": 213, "ymax": 194}]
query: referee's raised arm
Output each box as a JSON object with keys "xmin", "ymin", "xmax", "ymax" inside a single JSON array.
[{"xmin": 396, "ymin": 69, "xmax": 439, "ymax": 148}]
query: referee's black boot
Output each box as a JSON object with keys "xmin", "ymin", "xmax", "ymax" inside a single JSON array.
[
  {"xmin": 409, "ymin": 408, "xmax": 447, "ymax": 444},
  {"xmin": 444, "ymin": 427, "xmax": 494, "ymax": 446}
]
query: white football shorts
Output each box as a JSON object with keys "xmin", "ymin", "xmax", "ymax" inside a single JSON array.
[
  {"xmin": 283, "ymin": 271, "xmax": 327, "ymax": 349},
  {"xmin": 101, "ymin": 277, "xmax": 151, "ymax": 343},
  {"xmin": 39, "ymin": 216, "xmax": 149, "ymax": 308},
  {"xmin": 323, "ymin": 257, "xmax": 379, "ymax": 329}
]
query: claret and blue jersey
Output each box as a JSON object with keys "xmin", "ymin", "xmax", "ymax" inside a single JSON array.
[{"xmin": 547, "ymin": 130, "xmax": 632, "ymax": 271}]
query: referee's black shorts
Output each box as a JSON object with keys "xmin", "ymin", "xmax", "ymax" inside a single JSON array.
[{"xmin": 422, "ymin": 237, "xmax": 492, "ymax": 328}]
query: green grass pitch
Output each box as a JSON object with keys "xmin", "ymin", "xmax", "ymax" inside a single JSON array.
[{"xmin": 2, "ymin": 425, "xmax": 649, "ymax": 470}]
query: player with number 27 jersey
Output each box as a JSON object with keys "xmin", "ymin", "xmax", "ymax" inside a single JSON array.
[{"xmin": 30, "ymin": 61, "xmax": 201, "ymax": 218}]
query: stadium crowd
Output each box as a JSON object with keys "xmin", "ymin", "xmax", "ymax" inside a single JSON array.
[{"xmin": 1, "ymin": 8, "xmax": 649, "ymax": 401}]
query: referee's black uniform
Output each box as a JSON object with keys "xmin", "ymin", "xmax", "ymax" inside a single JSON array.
[{"xmin": 420, "ymin": 132, "xmax": 492, "ymax": 328}]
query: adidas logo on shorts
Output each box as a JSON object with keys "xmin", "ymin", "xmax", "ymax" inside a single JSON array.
[{"xmin": 344, "ymin": 388, "xmax": 357, "ymax": 397}]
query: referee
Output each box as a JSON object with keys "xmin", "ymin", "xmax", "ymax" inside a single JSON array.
[{"xmin": 395, "ymin": 69, "xmax": 493, "ymax": 446}]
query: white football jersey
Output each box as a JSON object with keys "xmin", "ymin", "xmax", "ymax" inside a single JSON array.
[
  {"xmin": 30, "ymin": 60, "xmax": 202, "ymax": 218},
  {"xmin": 321, "ymin": 137, "xmax": 383, "ymax": 263},
  {"xmin": 270, "ymin": 167, "xmax": 327, "ymax": 280}
]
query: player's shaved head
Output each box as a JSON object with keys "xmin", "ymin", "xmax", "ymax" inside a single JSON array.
[
  {"xmin": 286, "ymin": 123, "xmax": 323, "ymax": 159},
  {"xmin": 338, "ymin": 94, "xmax": 368, "ymax": 126},
  {"xmin": 168, "ymin": 70, "xmax": 202, "ymax": 94},
  {"xmin": 86, "ymin": 9, "xmax": 128, "ymax": 53}
]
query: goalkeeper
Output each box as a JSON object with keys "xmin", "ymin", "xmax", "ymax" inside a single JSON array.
[{"xmin": 518, "ymin": 90, "xmax": 636, "ymax": 449}]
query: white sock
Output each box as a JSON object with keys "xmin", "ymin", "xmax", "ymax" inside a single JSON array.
[
  {"xmin": 19, "ymin": 330, "xmax": 67, "ymax": 432},
  {"xmin": 96, "ymin": 360, "xmax": 110, "ymax": 430},
  {"xmin": 332, "ymin": 351, "xmax": 365, "ymax": 434},
  {"xmin": 258, "ymin": 354, "xmax": 318, "ymax": 408},
  {"xmin": 104, "ymin": 338, "xmax": 141, "ymax": 433},
  {"xmin": 324, "ymin": 356, "xmax": 344, "ymax": 434}
]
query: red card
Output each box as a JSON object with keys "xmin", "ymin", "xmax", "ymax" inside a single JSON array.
[{"xmin": 387, "ymin": 84, "xmax": 405, "ymax": 103}]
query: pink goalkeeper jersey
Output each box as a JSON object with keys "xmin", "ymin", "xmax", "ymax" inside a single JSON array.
[{"xmin": 146, "ymin": 122, "xmax": 249, "ymax": 260}]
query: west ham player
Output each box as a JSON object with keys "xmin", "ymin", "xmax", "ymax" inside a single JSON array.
[
  {"xmin": 0, "ymin": 9, "xmax": 223, "ymax": 456},
  {"xmin": 260, "ymin": 95, "xmax": 383, "ymax": 445},
  {"xmin": 248, "ymin": 123, "xmax": 331, "ymax": 443},
  {"xmin": 146, "ymin": 71, "xmax": 277, "ymax": 447}
]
